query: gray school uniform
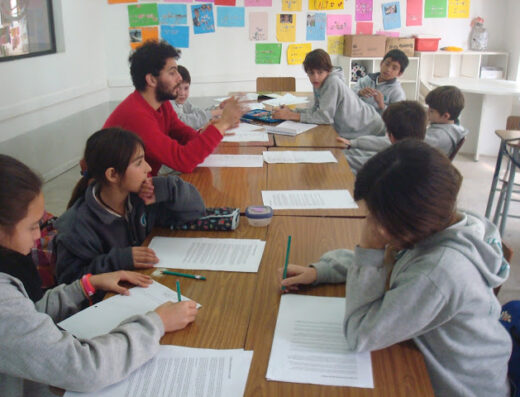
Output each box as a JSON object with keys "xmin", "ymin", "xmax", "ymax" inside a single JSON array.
[
  {"xmin": 0, "ymin": 273, "xmax": 164, "ymax": 397},
  {"xmin": 345, "ymin": 135, "xmax": 391, "ymax": 174},
  {"xmin": 352, "ymin": 73, "xmax": 406, "ymax": 114},
  {"xmin": 425, "ymin": 123, "xmax": 469, "ymax": 157},
  {"xmin": 311, "ymin": 210, "xmax": 511, "ymax": 397},
  {"xmin": 296, "ymin": 67, "xmax": 386, "ymax": 139},
  {"xmin": 172, "ymin": 100, "xmax": 212, "ymax": 130}
]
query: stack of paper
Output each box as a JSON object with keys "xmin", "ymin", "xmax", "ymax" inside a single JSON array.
[
  {"xmin": 266, "ymin": 294, "xmax": 374, "ymax": 388},
  {"xmin": 149, "ymin": 237, "xmax": 266, "ymax": 272},
  {"xmin": 198, "ymin": 154, "xmax": 264, "ymax": 167},
  {"xmin": 262, "ymin": 190, "xmax": 358, "ymax": 210},
  {"xmin": 65, "ymin": 346, "xmax": 253, "ymax": 397},
  {"xmin": 58, "ymin": 281, "xmax": 200, "ymax": 339},
  {"xmin": 262, "ymin": 93, "xmax": 309, "ymax": 107},
  {"xmin": 222, "ymin": 123, "xmax": 269, "ymax": 142},
  {"xmin": 262, "ymin": 151, "xmax": 337, "ymax": 164},
  {"xmin": 265, "ymin": 121, "xmax": 317, "ymax": 136}
]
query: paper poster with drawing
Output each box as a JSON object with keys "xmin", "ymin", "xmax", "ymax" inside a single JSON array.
[
  {"xmin": 161, "ymin": 25, "xmax": 189, "ymax": 48},
  {"xmin": 249, "ymin": 12, "xmax": 268, "ymax": 40},
  {"xmin": 327, "ymin": 36, "xmax": 344, "ymax": 55},
  {"xmin": 425, "ymin": 0, "xmax": 447, "ymax": 18},
  {"xmin": 326, "ymin": 14, "xmax": 352, "ymax": 36},
  {"xmin": 406, "ymin": 0, "xmax": 423, "ymax": 26},
  {"xmin": 255, "ymin": 43, "xmax": 281, "ymax": 64},
  {"xmin": 191, "ymin": 4, "xmax": 215, "ymax": 34},
  {"xmin": 306, "ymin": 13, "xmax": 326, "ymax": 41},
  {"xmin": 158, "ymin": 4, "xmax": 187, "ymax": 25},
  {"xmin": 287, "ymin": 43, "xmax": 311, "ymax": 65},
  {"xmin": 276, "ymin": 14, "xmax": 296, "ymax": 42},
  {"xmin": 448, "ymin": 0, "xmax": 470, "ymax": 18},
  {"xmin": 282, "ymin": 0, "xmax": 302, "ymax": 11},
  {"xmin": 382, "ymin": 2, "xmax": 401, "ymax": 30},
  {"xmin": 128, "ymin": 4, "xmax": 159, "ymax": 27},
  {"xmin": 356, "ymin": 21, "xmax": 373, "ymax": 34},
  {"xmin": 217, "ymin": 6, "xmax": 245, "ymax": 27},
  {"xmin": 355, "ymin": 0, "xmax": 373, "ymax": 21},
  {"xmin": 129, "ymin": 27, "xmax": 158, "ymax": 50}
]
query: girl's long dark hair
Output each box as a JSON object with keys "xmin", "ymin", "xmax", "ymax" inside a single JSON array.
[{"xmin": 67, "ymin": 128, "xmax": 144, "ymax": 209}]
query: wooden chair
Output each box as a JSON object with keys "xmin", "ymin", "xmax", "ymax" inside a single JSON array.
[
  {"xmin": 494, "ymin": 241, "xmax": 513, "ymax": 296},
  {"xmin": 256, "ymin": 77, "xmax": 296, "ymax": 93},
  {"xmin": 449, "ymin": 137, "xmax": 466, "ymax": 161}
]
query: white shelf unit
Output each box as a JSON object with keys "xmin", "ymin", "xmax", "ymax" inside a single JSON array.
[
  {"xmin": 336, "ymin": 55, "xmax": 420, "ymax": 100},
  {"xmin": 417, "ymin": 50, "xmax": 509, "ymax": 83}
]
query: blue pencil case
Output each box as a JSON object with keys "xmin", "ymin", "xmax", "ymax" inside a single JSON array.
[
  {"xmin": 173, "ymin": 207, "xmax": 240, "ymax": 231},
  {"xmin": 242, "ymin": 109, "xmax": 282, "ymax": 123}
]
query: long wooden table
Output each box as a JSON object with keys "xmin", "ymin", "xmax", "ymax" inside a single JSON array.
[
  {"xmin": 266, "ymin": 147, "xmax": 367, "ymax": 217},
  {"xmin": 274, "ymin": 124, "xmax": 345, "ymax": 148}
]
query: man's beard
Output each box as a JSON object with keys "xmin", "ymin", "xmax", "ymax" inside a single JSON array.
[{"xmin": 155, "ymin": 80, "xmax": 179, "ymax": 102}]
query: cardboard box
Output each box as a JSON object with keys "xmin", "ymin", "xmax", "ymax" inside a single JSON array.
[
  {"xmin": 385, "ymin": 37, "xmax": 415, "ymax": 57},
  {"xmin": 343, "ymin": 35, "xmax": 387, "ymax": 57}
]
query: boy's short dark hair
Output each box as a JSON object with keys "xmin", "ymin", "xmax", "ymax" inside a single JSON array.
[
  {"xmin": 129, "ymin": 41, "xmax": 181, "ymax": 91},
  {"xmin": 382, "ymin": 101, "xmax": 427, "ymax": 141},
  {"xmin": 355, "ymin": 140, "xmax": 462, "ymax": 249},
  {"xmin": 382, "ymin": 49, "xmax": 409, "ymax": 73},
  {"xmin": 177, "ymin": 65, "xmax": 191, "ymax": 84},
  {"xmin": 425, "ymin": 85, "xmax": 465, "ymax": 121},
  {"xmin": 303, "ymin": 49, "xmax": 333, "ymax": 73}
]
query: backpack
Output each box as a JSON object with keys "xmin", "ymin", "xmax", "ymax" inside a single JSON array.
[{"xmin": 500, "ymin": 300, "xmax": 520, "ymax": 397}]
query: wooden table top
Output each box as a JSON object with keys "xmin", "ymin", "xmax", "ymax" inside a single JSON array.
[
  {"xmin": 180, "ymin": 146, "xmax": 266, "ymax": 212},
  {"xmin": 219, "ymin": 129, "xmax": 275, "ymax": 147},
  {"xmin": 243, "ymin": 216, "xmax": 433, "ymax": 397},
  {"xmin": 274, "ymin": 124, "xmax": 345, "ymax": 148},
  {"xmin": 266, "ymin": 147, "xmax": 367, "ymax": 217}
]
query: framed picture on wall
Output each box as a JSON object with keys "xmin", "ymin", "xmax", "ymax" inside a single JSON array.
[{"xmin": 0, "ymin": 0, "xmax": 56, "ymax": 62}]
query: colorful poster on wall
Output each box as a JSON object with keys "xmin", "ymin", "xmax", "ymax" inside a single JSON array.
[
  {"xmin": 245, "ymin": 0, "xmax": 272, "ymax": 6},
  {"xmin": 215, "ymin": 0, "xmax": 236, "ymax": 5},
  {"xmin": 287, "ymin": 43, "xmax": 311, "ymax": 65},
  {"xmin": 217, "ymin": 6, "xmax": 245, "ymax": 27},
  {"xmin": 128, "ymin": 4, "xmax": 159, "ymax": 27},
  {"xmin": 191, "ymin": 4, "xmax": 215, "ymax": 33},
  {"xmin": 309, "ymin": 0, "xmax": 344, "ymax": 11},
  {"xmin": 448, "ymin": 0, "xmax": 469, "ymax": 18},
  {"xmin": 282, "ymin": 0, "xmax": 302, "ymax": 11},
  {"xmin": 356, "ymin": 21, "xmax": 373, "ymax": 34},
  {"xmin": 382, "ymin": 2, "xmax": 401, "ymax": 30},
  {"xmin": 376, "ymin": 30, "xmax": 399, "ymax": 37},
  {"xmin": 129, "ymin": 27, "xmax": 158, "ymax": 49},
  {"xmin": 424, "ymin": 0, "xmax": 447, "ymax": 18},
  {"xmin": 306, "ymin": 13, "xmax": 326, "ymax": 40},
  {"xmin": 326, "ymin": 14, "xmax": 351, "ymax": 35},
  {"xmin": 276, "ymin": 14, "xmax": 296, "ymax": 42},
  {"xmin": 158, "ymin": 4, "xmax": 187, "ymax": 25},
  {"xmin": 249, "ymin": 12, "xmax": 268, "ymax": 40},
  {"xmin": 355, "ymin": 0, "xmax": 373, "ymax": 21},
  {"xmin": 256, "ymin": 43, "xmax": 282, "ymax": 64},
  {"xmin": 406, "ymin": 0, "xmax": 423, "ymax": 26},
  {"xmin": 164, "ymin": 0, "xmax": 193, "ymax": 3},
  {"xmin": 161, "ymin": 25, "xmax": 189, "ymax": 47},
  {"xmin": 109, "ymin": 0, "xmax": 137, "ymax": 4},
  {"xmin": 327, "ymin": 35, "xmax": 344, "ymax": 54}
]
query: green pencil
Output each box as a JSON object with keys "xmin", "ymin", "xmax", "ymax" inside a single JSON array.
[
  {"xmin": 281, "ymin": 235, "xmax": 292, "ymax": 292},
  {"xmin": 162, "ymin": 270, "xmax": 206, "ymax": 280},
  {"xmin": 176, "ymin": 280, "xmax": 182, "ymax": 302}
]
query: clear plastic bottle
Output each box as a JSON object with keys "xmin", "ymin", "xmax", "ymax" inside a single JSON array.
[{"xmin": 470, "ymin": 18, "xmax": 488, "ymax": 51}]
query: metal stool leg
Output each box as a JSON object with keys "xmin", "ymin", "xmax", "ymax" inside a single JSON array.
[
  {"xmin": 493, "ymin": 158, "xmax": 511, "ymax": 226},
  {"xmin": 485, "ymin": 141, "xmax": 506, "ymax": 218},
  {"xmin": 499, "ymin": 147, "xmax": 519, "ymax": 235}
]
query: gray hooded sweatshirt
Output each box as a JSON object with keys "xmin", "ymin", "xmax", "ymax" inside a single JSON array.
[
  {"xmin": 311, "ymin": 211, "xmax": 511, "ymax": 397},
  {"xmin": 0, "ymin": 273, "xmax": 164, "ymax": 397},
  {"xmin": 425, "ymin": 123, "xmax": 469, "ymax": 158},
  {"xmin": 172, "ymin": 100, "xmax": 212, "ymax": 130},
  {"xmin": 296, "ymin": 67, "xmax": 386, "ymax": 139},
  {"xmin": 346, "ymin": 135, "xmax": 392, "ymax": 174},
  {"xmin": 352, "ymin": 73, "xmax": 406, "ymax": 114}
]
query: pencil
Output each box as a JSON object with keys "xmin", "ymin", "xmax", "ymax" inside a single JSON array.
[
  {"xmin": 162, "ymin": 270, "xmax": 206, "ymax": 280},
  {"xmin": 176, "ymin": 280, "xmax": 182, "ymax": 302},
  {"xmin": 281, "ymin": 235, "xmax": 292, "ymax": 292}
]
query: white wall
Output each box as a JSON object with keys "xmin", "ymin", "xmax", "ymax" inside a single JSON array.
[
  {"xmin": 0, "ymin": 0, "xmax": 108, "ymax": 143},
  {"xmin": 505, "ymin": 0, "xmax": 520, "ymax": 114},
  {"xmin": 102, "ymin": 0, "xmax": 507, "ymax": 100}
]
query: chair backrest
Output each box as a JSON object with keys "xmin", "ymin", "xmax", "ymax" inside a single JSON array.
[
  {"xmin": 506, "ymin": 116, "xmax": 520, "ymax": 130},
  {"xmin": 256, "ymin": 77, "xmax": 296, "ymax": 92},
  {"xmin": 448, "ymin": 137, "xmax": 466, "ymax": 161}
]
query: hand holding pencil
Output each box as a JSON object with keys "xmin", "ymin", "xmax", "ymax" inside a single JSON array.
[{"xmin": 278, "ymin": 264, "xmax": 317, "ymax": 292}]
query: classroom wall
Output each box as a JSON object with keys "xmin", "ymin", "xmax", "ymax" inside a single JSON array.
[{"xmin": 505, "ymin": 0, "xmax": 520, "ymax": 114}]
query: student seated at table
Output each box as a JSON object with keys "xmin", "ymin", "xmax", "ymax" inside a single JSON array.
[
  {"xmin": 271, "ymin": 49, "xmax": 386, "ymax": 139},
  {"xmin": 104, "ymin": 40, "xmax": 245, "ymax": 175},
  {"xmin": 172, "ymin": 65, "xmax": 224, "ymax": 130},
  {"xmin": 279, "ymin": 140, "xmax": 511, "ymax": 397},
  {"xmin": 340, "ymin": 100, "xmax": 427, "ymax": 174},
  {"xmin": 54, "ymin": 128, "xmax": 205, "ymax": 285},
  {"xmin": 352, "ymin": 49, "xmax": 408, "ymax": 114},
  {"xmin": 0, "ymin": 154, "xmax": 198, "ymax": 397},
  {"xmin": 425, "ymin": 85, "xmax": 469, "ymax": 158}
]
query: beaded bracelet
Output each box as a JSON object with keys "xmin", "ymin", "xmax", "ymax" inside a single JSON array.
[{"xmin": 81, "ymin": 273, "xmax": 96, "ymax": 303}]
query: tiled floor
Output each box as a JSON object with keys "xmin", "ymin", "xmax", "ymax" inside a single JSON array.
[{"xmin": 42, "ymin": 153, "xmax": 520, "ymax": 304}]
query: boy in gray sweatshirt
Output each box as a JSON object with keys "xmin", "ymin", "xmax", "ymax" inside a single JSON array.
[
  {"xmin": 352, "ymin": 49, "xmax": 408, "ymax": 114},
  {"xmin": 280, "ymin": 140, "xmax": 511, "ymax": 397},
  {"xmin": 272, "ymin": 49, "xmax": 386, "ymax": 139},
  {"xmin": 425, "ymin": 85, "xmax": 469, "ymax": 158}
]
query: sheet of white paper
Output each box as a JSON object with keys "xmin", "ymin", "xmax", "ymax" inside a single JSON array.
[
  {"xmin": 263, "ymin": 151, "xmax": 337, "ymax": 164},
  {"xmin": 262, "ymin": 190, "xmax": 358, "ymax": 209},
  {"xmin": 265, "ymin": 121, "xmax": 317, "ymax": 136},
  {"xmin": 198, "ymin": 154, "xmax": 264, "ymax": 168},
  {"xmin": 227, "ymin": 122, "xmax": 266, "ymax": 133},
  {"xmin": 223, "ymin": 123, "xmax": 268, "ymax": 142},
  {"xmin": 266, "ymin": 294, "xmax": 374, "ymax": 388},
  {"xmin": 247, "ymin": 102, "xmax": 265, "ymax": 110},
  {"xmin": 149, "ymin": 237, "xmax": 266, "ymax": 272},
  {"xmin": 214, "ymin": 93, "xmax": 258, "ymax": 103},
  {"xmin": 64, "ymin": 346, "xmax": 254, "ymax": 397},
  {"xmin": 262, "ymin": 93, "xmax": 309, "ymax": 107},
  {"xmin": 58, "ymin": 281, "xmax": 199, "ymax": 339}
]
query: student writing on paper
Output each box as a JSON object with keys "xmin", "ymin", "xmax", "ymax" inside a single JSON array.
[
  {"xmin": 278, "ymin": 141, "xmax": 511, "ymax": 397},
  {"xmin": 271, "ymin": 49, "xmax": 386, "ymax": 139},
  {"xmin": 54, "ymin": 128, "xmax": 206, "ymax": 285},
  {"xmin": 104, "ymin": 41, "xmax": 245, "ymax": 175},
  {"xmin": 0, "ymin": 154, "xmax": 198, "ymax": 397}
]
